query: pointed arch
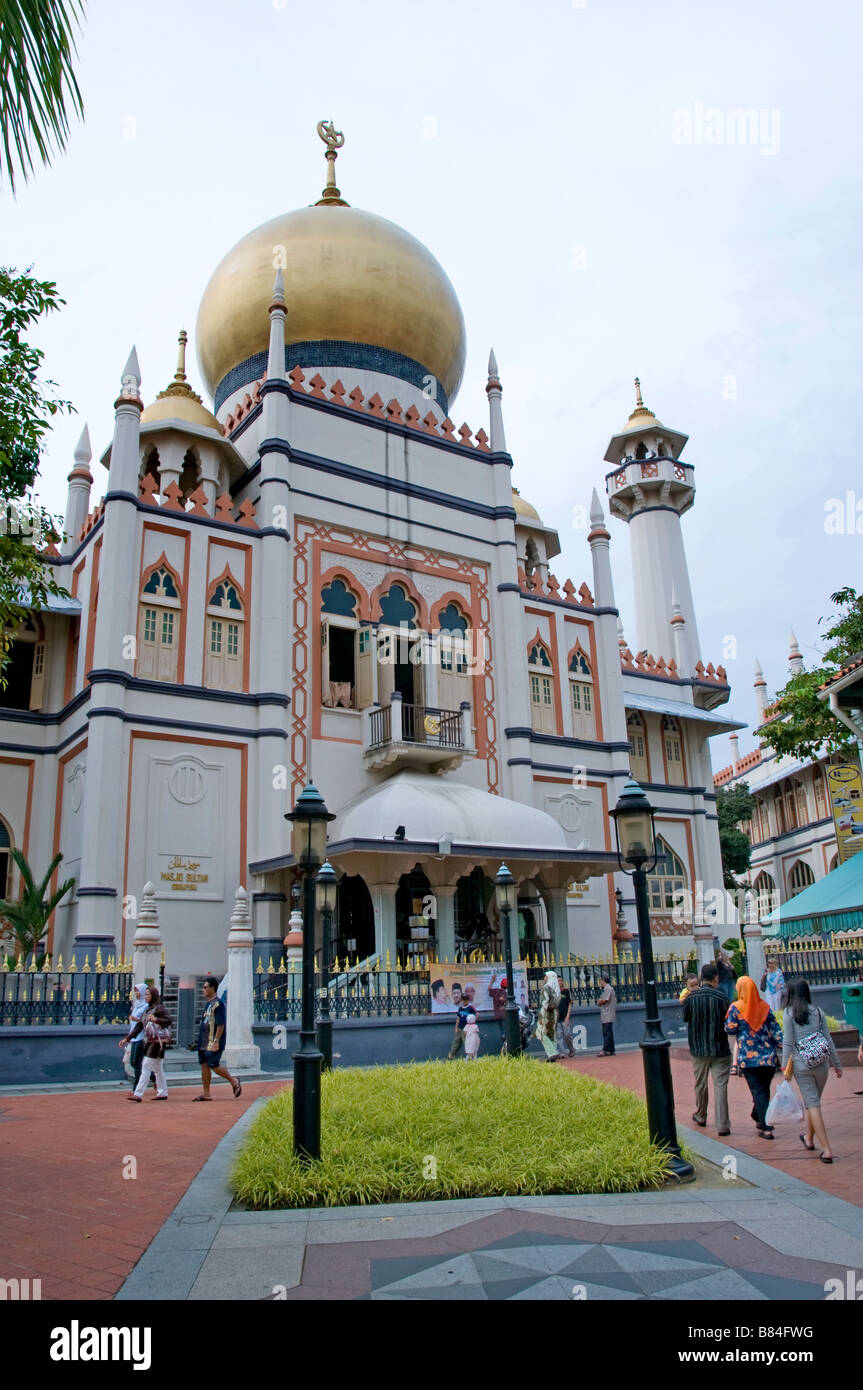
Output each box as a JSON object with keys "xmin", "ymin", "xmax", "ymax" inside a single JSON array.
[
  {"xmin": 567, "ymin": 641, "xmax": 596, "ymax": 739},
  {"xmin": 626, "ymin": 709, "xmax": 650, "ymax": 782},
  {"xmin": 371, "ymin": 574, "xmax": 427, "ymax": 631},
  {"xmin": 206, "ymin": 566, "xmax": 246, "ymax": 614},
  {"xmin": 788, "ymin": 859, "xmax": 815, "ymax": 899},
  {"xmin": 137, "ymin": 553, "xmax": 183, "ymax": 683},
  {"xmin": 646, "ymin": 835, "xmax": 687, "ymax": 916},
  {"xmin": 661, "ymin": 715, "xmax": 686, "ymax": 785}
]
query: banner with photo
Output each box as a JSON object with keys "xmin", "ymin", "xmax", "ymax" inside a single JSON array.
[
  {"xmin": 826, "ymin": 762, "xmax": 863, "ymax": 863},
  {"xmin": 429, "ymin": 962, "xmax": 530, "ymax": 1015}
]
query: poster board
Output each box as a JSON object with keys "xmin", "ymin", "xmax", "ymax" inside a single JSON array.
[{"xmin": 429, "ymin": 962, "xmax": 530, "ymax": 1014}]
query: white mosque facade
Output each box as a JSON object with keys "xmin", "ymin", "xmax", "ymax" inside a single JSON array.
[{"xmin": 0, "ymin": 132, "xmax": 741, "ymax": 977}]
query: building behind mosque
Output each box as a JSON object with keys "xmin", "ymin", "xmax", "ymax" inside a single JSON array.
[{"xmin": 0, "ymin": 126, "xmax": 741, "ymax": 977}]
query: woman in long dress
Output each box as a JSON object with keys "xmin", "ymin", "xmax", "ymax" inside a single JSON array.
[{"xmin": 536, "ymin": 969, "xmax": 562, "ymax": 1062}]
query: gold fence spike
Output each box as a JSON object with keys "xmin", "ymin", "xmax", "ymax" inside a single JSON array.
[
  {"xmin": 15, "ymin": 954, "xmax": 23, "ymax": 971},
  {"xmin": 256, "ymin": 958, "xmax": 264, "ymax": 974},
  {"xmin": 0, "ymin": 958, "xmax": 8, "ymax": 973},
  {"xmin": 95, "ymin": 948, "xmax": 104, "ymax": 970},
  {"xmin": 267, "ymin": 955, "xmax": 275, "ymax": 973},
  {"xmin": 29, "ymin": 957, "xmax": 37, "ymax": 972},
  {"xmin": 69, "ymin": 954, "xmax": 77, "ymax": 971},
  {"xmin": 385, "ymin": 949, "xmax": 391, "ymax": 970},
  {"xmin": 56, "ymin": 954, "xmax": 64, "ymax": 972},
  {"xmin": 101, "ymin": 990, "xmax": 107, "ymax": 1002},
  {"xmin": 82, "ymin": 955, "xmax": 90, "ymax": 973},
  {"xmin": 279, "ymin": 955, "xmax": 286, "ymax": 973}
]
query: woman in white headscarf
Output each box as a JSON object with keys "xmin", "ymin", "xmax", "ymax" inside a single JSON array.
[
  {"xmin": 536, "ymin": 969, "xmax": 562, "ymax": 1061},
  {"xmin": 119, "ymin": 983, "xmax": 152, "ymax": 1094}
]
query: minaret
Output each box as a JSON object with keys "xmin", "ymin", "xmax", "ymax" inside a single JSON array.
[
  {"xmin": 588, "ymin": 489, "xmax": 627, "ymax": 746},
  {"xmin": 789, "ymin": 629, "xmax": 804, "ymax": 675},
  {"xmin": 754, "ymin": 659, "xmax": 768, "ymax": 722},
  {"xmin": 669, "ymin": 585, "xmax": 689, "ymax": 675},
  {"xmin": 485, "ymin": 348, "xmax": 507, "ymax": 452},
  {"xmin": 61, "ymin": 424, "xmax": 93, "ymax": 554},
  {"xmin": 72, "ymin": 348, "xmax": 144, "ymax": 960},
  {"xmin": 604, "ymin": 379, "xmax": 699, "ymax": 670}
]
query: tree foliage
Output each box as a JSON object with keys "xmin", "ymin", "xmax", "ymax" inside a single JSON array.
[
  {"xmin": 759, "ymin": 588, "xmax": 863, "ymax": 762},
  {"xmin": 0, "ymin": 847, "xmax": 75, "ymax": 965},
  {"xmin": 0, "ymin": 266, "xmax": 72, "ymax": 683},
  {"xmin": 716, "ymin": 781, "xmax": 754, "ymax": 888},
  {"xmin": 0, "ymin": 0, "xmax": 85, "ymax": 194}
]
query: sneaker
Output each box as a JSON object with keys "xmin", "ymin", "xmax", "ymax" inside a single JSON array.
[{"xmin": 691, "ymin": 1113, "xmax": 707, "ymax": 1127}]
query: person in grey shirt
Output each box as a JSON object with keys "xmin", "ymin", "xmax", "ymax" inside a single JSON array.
[
  {"xmin": 597, "ymin": 974, "xmax": 617, "ymax": 1056},
  {"xmin": 782, "ymin": 977, "xmax": 843, "ymax": 1163}
]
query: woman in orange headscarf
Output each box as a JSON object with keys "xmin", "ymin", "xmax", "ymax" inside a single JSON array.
[{"xmin": 724, "ymin": 976, "xmax": 783, "ymax": 1138}]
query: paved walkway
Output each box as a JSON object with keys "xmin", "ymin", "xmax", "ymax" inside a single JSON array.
[
  {"xmin": 115, "ymin": 1096, "xmax": 863, "ymax": 1301},
  {"xmin": 564, "ymin": 1047, "xmax": 863, "ymax": 1208},
  {"xmin": 0, "ymin": 1080, "xmax": 281, "ymax": 1300}
]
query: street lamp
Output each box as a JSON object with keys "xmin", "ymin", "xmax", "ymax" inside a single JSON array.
[
  {"xmin": 610, "ymin": 779, "xmax": 694, "ymax": 1180},
  {"xmin": 494, "ymin": 863, "xmax": 522, "ymax": 1057},
  {"xmin": 315, "ymin": 860, "xmax": 337, "ymax": 1071},
  {"xmin": 285, "ymin": 782, "xmax": 335, "ymax": 1163}
]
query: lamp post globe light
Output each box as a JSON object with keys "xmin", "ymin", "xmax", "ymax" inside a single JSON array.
[
  {"xmin": 315, "ymin": 860, "xmax": 337, "ymax": 1072},
  {"xmin": 285, "ymin": 782, "xmax": 335, "ymax": 1163},
  {"xmin": 609, "ymin": 779, "xmax": 694, "ymax": 1180},
  {"xmin": 494, "ymin": 863, "xmax": 522, "ymax": 1058}
]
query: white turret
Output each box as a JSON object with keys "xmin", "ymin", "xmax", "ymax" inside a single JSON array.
[
  {"xmin": 789, "ymin": 629, "xmax": 804, "ymax": 675},
  {"xmin": 62, "ymin": 424, "xmax": 93, "ymax": 554},
  {"xmin": 754, "ymin": 658, "xmax": 768, "ymax": 722},
  {"xmin": 485, "ymin": 348, "xmax": 507, "ymax": 453},
  {"xmin": 604, "ymin": 379, "xmax": 700, "ymax": 671}
]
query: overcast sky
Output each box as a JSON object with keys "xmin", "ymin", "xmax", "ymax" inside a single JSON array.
[{"xmin": 5, "ymin": 0, "xmax": 861, "ymax": 768}]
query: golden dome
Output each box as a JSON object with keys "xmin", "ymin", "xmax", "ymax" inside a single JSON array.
[
  {"xmin": 141, "ymin": 331, "xmax": 222, "ymax": 433},
  {"xmin": 512, "ymin": 487, "xmax": 542, "ymax": 522},
  {"xmin": 619, "ymin": 375, "xmax": 663, "ymax": 434},
  {"xmin": 195, "ymin": 203, "xmax": 467, "ymax": 407}
]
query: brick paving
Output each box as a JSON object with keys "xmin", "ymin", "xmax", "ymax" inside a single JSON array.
[
  {"xmin": 563, "ymin": 1047, "xmax": 863, "ymax": 1207},
  {"xmin": 0, "ymin": 1080, "xmax": 283, "ymax": 1301}
]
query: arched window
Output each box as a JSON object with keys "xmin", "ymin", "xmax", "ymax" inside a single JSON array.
[
  {"xmin": 142, "ymin": 446, "xmax": 160, "ymax": 490},
  {"xmin": 794, "ymin": 780, "xmax": 809, "ymax": 827},
  {"xmin": 627, "ymin": 710, "xmax": 649, "ymax": 782},
  {"xmin": 0, "ymin": 818, "xmax": 12, "ymax": 899},
  {"xmin": 178, "ymin": 449, "xmax": 199, "ymax": 503},
  {"xmin": 782, "ymin": 782, "xmax": 798, "ymax": 831},
  {"xmin": 662, "ymin": 716, "xmax": 685, "ymax": 785},
  {"xmin": 321, "ymin": 576, "xmax": 371, "ymax": 710},
  {"xmin": 377, "ymin": 584, "xmax": 422, "ymax": 712},
  {"xmin": 205, "ymin": 576, "xmax": 245, "ymax": 692},
  {"xmin": 0, "ymin": 613, "xmax": 45, "ymax": 711},
  {"xmin": 773, "ymin": 787, "xmax": 786, "ymax": 835},
  {"xmin": 568, "ymin": 646, "xmax": 596, "ymax": 739},
  {"xmin": 753, "ymin": 871, "xmax": 777, "ymax": 917},
  {"xmin": 528, "ymin": 638, "xmax": 555, "ymax": 734},
  {"xmin": 828, "ymin": 852, "xmax": 839, "ymax": 872},
  {"xmin": 788, "ymin": 860, "xmax": 815, "ymax": 898},
  {"xmin": 813, "ymin": 766, "xmax": 828, "ymax": 820},
  {"xmin": 437, "ymin": 602, "xmax": 471, "ymax": 712},
  {"xmin": 647, "ymin": 836, "xmax": 687, "ymax": 916},
  {"xmin": 138, "ymin": 563, "xmax": 181, "ymax": 682},
  {"xmin": 524, "ymin": 537, "xmax": 540, "ymax": 585}
]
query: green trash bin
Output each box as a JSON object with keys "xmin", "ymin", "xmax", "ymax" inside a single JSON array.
[{"xmin": 841, "ymin": 984, "xmax": 863, "ymax": 1037}]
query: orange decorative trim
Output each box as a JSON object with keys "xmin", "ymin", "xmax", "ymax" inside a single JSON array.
[
  {"xmin": 319, "ymin": 566, "xmax": 372, "ymax": 622},
  {"xmin": 205, "ymin": 550, "xmax": 252, "ymax": 692}
]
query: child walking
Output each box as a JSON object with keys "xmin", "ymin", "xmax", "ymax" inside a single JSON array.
[{"xmin": 463, "ymin": 1010, "xmax": 481, "ymax": 1060}]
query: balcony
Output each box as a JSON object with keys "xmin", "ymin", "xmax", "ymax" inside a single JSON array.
[{"xmin": 363, "ymin": 694, "xmax": 475, "ymax": 773}]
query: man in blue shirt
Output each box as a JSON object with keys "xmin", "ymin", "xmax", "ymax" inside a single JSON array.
[{"xmin": 194, "ymin": 975, "xmax": 242, "ymax": 1101}]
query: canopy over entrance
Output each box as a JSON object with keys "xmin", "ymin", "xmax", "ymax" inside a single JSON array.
[{"xmin": 762, "ymin": 853, "xmax": 863, "ymax": 938}]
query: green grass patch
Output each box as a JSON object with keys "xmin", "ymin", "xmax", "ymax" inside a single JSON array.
[{"xmin": 231, "ymin": 1057, "xmax": 682, "ymax": 1209}]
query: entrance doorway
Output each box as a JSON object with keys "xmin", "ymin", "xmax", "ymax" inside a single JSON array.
[{"xmin": 336, "ymin": 875, "xmax": 375, "ymax": 962}]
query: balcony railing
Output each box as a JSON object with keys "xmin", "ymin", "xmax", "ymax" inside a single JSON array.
[{"xmin": 368, "ymin": 702, "xmax": 464, "ymax": 750}]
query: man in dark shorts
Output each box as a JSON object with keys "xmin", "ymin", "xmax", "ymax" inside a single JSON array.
[{"xmin": 194, "ymin": 976, "xmax": 242, "ymax": 1101}]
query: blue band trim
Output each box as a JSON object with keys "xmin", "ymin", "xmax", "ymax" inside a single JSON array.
[{"xmin": 215, "ymin": 341, "xmax": 449, "ymax": 414}]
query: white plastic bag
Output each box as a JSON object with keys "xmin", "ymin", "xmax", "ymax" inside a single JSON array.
[
  {"xmin": 765, "ymin": 1079, "xmax": 804, "ymax": 1125},
  {"xmin": 122, "ymin": 1044, "xmax": 134, "ymax": 1081}
]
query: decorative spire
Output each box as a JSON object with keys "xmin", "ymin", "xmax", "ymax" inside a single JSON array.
[
  {"xmin": 589, "ymin": 488, "xmax": 605, "ymax": 528},
  {"xmin": 485, "ymin": 345, "xmax": 506, "ymax": 451},
  {"xmin": 754, "ymin": 657, "xmax": 768, "ymax": 721},
  {"xmin": 670, "ymin": 583, "xmax": 684, "ymax": 624},
  {"xmin": 626, "ymin": 374, "xmax": 657, "ymax": 427},
  {"xmin": 754, "ymin": 658, "xmax": 765, "ymax": 684},
  {"xmin": 271, "ymin": 266, "xmax": 286, "ymax": 307},
  {"xmin": 120, "ymin": 346, "xmax": 141, "ymax": 396},
  {"xmin": 789, "ymin": 628, "xmax": 804, "ymax": 675},
  {"xmin": 315, "ymin": 119, "xmax": 349, "ymax": 206},
  {"xmin": 73, "ymin": 424, "xmax": 92, "ymax": 468},
  {"xmin": 154, "ymin": 330, "xmax": 207, "ymax": 408}
]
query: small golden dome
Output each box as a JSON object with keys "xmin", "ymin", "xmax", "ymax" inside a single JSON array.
[
  {"xmin": 141, "ymin": 331, "xmax": 222, "ymax": 433},
  {"xmin": 195, "ymin": 203, "xmax": 467, "ymax": 406},
  {"xmin": 512, "ymin": 487, "xmax": 542, "ymax": 522},
  {"xmin": 619, "ymin": 375, "xmax": 664, "ymax": 434}
]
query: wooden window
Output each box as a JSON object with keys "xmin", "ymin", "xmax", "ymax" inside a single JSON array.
[
  {"xmin": 782, "ymin": 782, "xmax": 797, "ymax": 831},
  {"xmin": 794, "ymin": 780, "xmax": 809, "ymax": 827},
  {"xmin": 320, "ymin": 578, "xmax": 372, "ymax": 710},
  {"xmin": 0, "ymin": 614, "xmax": 46, "ymax": 711},
  {"xmin": 647, "ymin": 837, "xmax": 687, "ymax": 915},
  {"xmin": 528, "ymin": 641, "xmax": 555, "ymax": 734},
  {"xmin": 663, "ymin": 717, "xmax": 684, "ymax": 785},
  {"xmin": 568, "ymin": 647, "xmax": 596, "ymax": 739},
  {"xmin": 205, "ymin": 578, "xmax": 244, "ymax": 693},
  {"xmin": 138, "ymin": 565, "xmax": 180, "ymax": 683},
  {"xmin": 753, "ymin": 871, "xmax": 777, "ymax": 916},
  {"xmin": 437, "ymin": 602, "xmax": 471, "ymax": 713},
  {"xmin": 773, "ymin": 788, "xmax": 786, "ymax": 835},
  {"xmin": 788, "ymin": 860, "xmax": 815, "ymax": 898},
  {"xmin": 627, "ymin": 711, "xmax": 649, "ymax": 782},
  {"xmin": 813, "ymin": 766, "xmax": 827, "ymax": 820}
]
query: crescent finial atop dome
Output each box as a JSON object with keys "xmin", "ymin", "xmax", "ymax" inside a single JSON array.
[{"xmin": 315, "ymin": 119, "xmax": 349, "ymax": 206}]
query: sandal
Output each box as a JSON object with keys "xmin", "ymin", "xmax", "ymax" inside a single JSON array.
[
  {"xmin": 729, "ymin": 1066, "xmax": 739, "ymax": 1076},
  {"xmin": 799, "ymin": 1133, "xmax": 815, "ymax": 1151},
  {"xmin": 819, "ymin": 1153, "xmax": 833, "ymax": 1164},
  {"xmin": 192, "ymin": 1095, "xmax": 213, "ymax": 1102},
  {"xmin": 232, "ymin": 1078, "xmax": 242, "ymax": 1098}
]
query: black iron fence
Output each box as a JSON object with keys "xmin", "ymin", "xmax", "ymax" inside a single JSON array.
[
  {"xmin": 252, "ymin": 955, "xmax": 693, "ymax": 1022},
  {"xmin": 772, "ymin": 944, "xmax": 863, "ymax": 989},
  {"xmin": 0, "ymin": 964, "xmax": 165, "ymax": 1026}
]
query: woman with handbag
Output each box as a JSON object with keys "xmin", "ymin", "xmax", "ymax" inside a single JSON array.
[
  {"xmin": 128, "ymin": 985, "xmax": 172, "ymax": 1101},
  {"xmin": 782, "ymin": 977, "xmax": 843, "ymax": 1163},
  {"xmin": 724, "ymin": 976, "xmax": 783, "ymax": 1139}
]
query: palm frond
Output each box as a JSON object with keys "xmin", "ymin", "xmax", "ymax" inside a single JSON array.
[{"xmin": 0, "ymin": 0, "xmax": 85, "ymax": 194}]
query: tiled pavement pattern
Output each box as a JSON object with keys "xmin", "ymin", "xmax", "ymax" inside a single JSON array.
[
  {"xmin": 564, "ymin": 1046, "xmax": 863, "ymax": 1208},
  {"xmin": 0, "ymin": 1081, "xmax": 281, "ymax": 1300}
]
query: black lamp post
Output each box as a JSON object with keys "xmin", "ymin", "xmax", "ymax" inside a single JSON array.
[
  {"xmin": 315, "ymin": 860, "xmax": 337, "ymax": 1071},
  {"xmin": 610, "ymin": 779, "xmax": 694, "ymax": 1180},
  {"xmin": 495, "ymin": 864, "xmax": 522, "ymax": 1057},
  {"xmin": 285, "ymin": 782, "xmax": 335, "ymax": 1163}
]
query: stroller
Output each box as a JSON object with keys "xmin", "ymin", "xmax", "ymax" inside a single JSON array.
[{"xmin": 500, "ymin": 1003, "xmax": 536, "ymax": 1055}]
